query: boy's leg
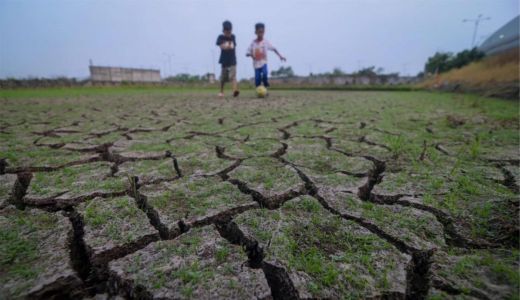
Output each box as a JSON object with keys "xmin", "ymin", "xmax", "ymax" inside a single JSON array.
[
  {"xmin": 220, "ymin": 67, "xmax": 226, "ymax": 93},
  {"xmin": 220, "ymin": 80, "xmax": 225, "ymax": 93},
  {"xmin": 261, "ymin": 64, "xmax": 269, "ymax": 87},
  {"xmin": 230, "ymin": 66, "xmax": 239, "ymax": 97},
  {"xmin": 254, "ymin": 67, "xmax": 262, "ymax": 87}
]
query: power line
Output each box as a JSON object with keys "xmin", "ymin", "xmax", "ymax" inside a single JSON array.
[{"xmin": 463, "ymin": 14, "xmax": 491, "ymax": 48}]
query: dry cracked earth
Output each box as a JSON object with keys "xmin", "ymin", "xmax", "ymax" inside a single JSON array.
[{"xmin": 0, "ymin": 90, "xmax": 518, "ymax": 299}]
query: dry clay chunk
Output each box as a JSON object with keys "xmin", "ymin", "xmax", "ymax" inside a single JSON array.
[
  {"xmin": 0, "ymin": 174, "xmax": 17, "ymax": 205},
  {"xmin": 78, "ymin": 196, "xmax": 159, "ymax": 265},
  {"xmin": 228, "ymin": 157, "xmax": 303, "ymax": 197},
  {"xmin": 428, "ymin": 250, "xmax": 519, "ymax": 299},
  {"xmin": 235, "ymin": 196, "xmax": 410, "ymax": 299},
  {"xmin": 109, "ymin": 226, "xmax": 270, "ymax": 299},
  {"xmin": 26, "ymin": 162, "xmax": 125, "ymax": 199},
  {"xmin": 0, "ymin": 206, "xmax": 81, "ymax": 298},
  {"xmin": 140, "ymin": 176, "xmax": 257, "ymax": 229},
  {"xmin": 319, "ymin": 190, "xmax": 446, "ymax": 250}
]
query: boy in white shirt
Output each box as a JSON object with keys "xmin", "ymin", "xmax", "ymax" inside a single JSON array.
[{"xmin": 246, "ymin": 23, "xmax": 286, "ymax": 88}]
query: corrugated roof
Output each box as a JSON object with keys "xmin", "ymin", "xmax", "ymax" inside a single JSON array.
[{"xmin": 479, "ymin": 15, "xmax": 519, "ymax": 55}]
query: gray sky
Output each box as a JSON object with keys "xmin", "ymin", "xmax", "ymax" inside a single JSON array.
[{"xmin": 0, "ymin": 0, "xmax": 518, "ymax": 79}]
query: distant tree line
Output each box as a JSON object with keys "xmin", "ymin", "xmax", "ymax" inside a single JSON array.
[
  {"xmin": 271, "ymin": 66, "xmax": 295, "ymax": 78},
  {"xmin": 163, "ymin": 73, "xmax": 213, "ymax": 83},
  {"xmin": 270, "ymin": 66, "xmax": 399, "ymax": 78},
  {"xmin": 0, "ymin": 74, "xmax": 216, "ymax": 88},
  {"xmin": 424, "ymin": 47, "xmax": 485, "ymax": 75},
  {"xmin": 352, "ymin": 66, "xmax": 398, "ymax": 77},
  {"xmin": 0, "ymin": 77, "xmax": 87, "ymax": 88}
]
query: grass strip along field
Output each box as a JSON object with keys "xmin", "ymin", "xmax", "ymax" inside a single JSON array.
[{"xmin": 0, "ymin": 89, "xmax": 518, "ymax": 299}]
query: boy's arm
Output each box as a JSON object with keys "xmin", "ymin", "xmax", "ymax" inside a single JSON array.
[
  {"xmin": 267, "ymin": 41, "xmax": 286, "ymax": 61},
  {"xmin": 219, "ymin": 42, "xmax": 230, "ymax": 50},
  {"xmin": 216, "ymin": 35, "xmax": 230, "ymax": 50},
  {"xmin": 245, "ymin": 42, "xmax": 253, "ymax": 57},
  {"xmin": 273, "ymin": 49, "xmax": 286, "ymax": 61}
]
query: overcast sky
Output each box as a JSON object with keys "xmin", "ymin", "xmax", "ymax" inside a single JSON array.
[{"xmin": 0, "ymin": 0, "xmax": 518, "ymax": 79}]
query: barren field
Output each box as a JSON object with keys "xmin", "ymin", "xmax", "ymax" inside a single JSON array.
[{"xmin": 0, "ymin": 90, "xmax": 518, "ymax": 299}]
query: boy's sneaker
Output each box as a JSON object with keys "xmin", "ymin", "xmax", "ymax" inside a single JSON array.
[
  {"xmin": 218, "ymin": 92, "xmax": 224, "ymax": 98},
  {"xmin": 233, "ymin": 90, "xmax": 240, "ymax": 97}
]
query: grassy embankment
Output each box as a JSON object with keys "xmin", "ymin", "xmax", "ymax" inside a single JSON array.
[{"xmin": 419, "ymin": 49, "xmax": 519, "ymax": 99}]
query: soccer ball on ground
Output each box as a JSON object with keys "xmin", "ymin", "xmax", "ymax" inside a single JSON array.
[{"xmin": 256, "ymin": 86, "xmax": 267, "ymax": 98}]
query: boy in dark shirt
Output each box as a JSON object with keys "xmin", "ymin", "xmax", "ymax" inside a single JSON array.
[{"xmin": 216, "ymin": 20, "xmax": 239, "ymax": 97}]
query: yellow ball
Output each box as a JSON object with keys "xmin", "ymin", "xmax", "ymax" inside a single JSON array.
[{"xmin": 256, "ymin": 86, "xmax": 267, "ymax": 98}]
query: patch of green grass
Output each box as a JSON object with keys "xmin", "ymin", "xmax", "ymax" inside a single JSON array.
[
  {"xmin": 152, "ymin": 271, "xmax": 167, "ymax": 289},
  {"xmin": 84, "ymin": 201, "xmax": 113, "ymax": 227},
  {"xmin": 454, "ymin": 174, "xmax": 480, "ymax": 196},
  {"xmin": 0, "ymin": 212, "xmax": 60, "ymax": 283},
  {"xmin": 288, "ymin": 247, "xmax": 340, "ymax": 287},
  {"xmin": 385, "ymin": 135, "xmax": 406, "ymax": 157},
  {"xmin": 0, "ymin": 86, "xmax": 215, "ymax": 99},
  {"xmin": 181, "ymin": 285, "xmax": 195, "ymax": 297},
  {"xmin": 452, "ymin": 252, "xmax": 520, "ymax": 292},
  {"xmin": 0, "ymin": 229, "xmax": 38, "ymax": 278},
  {"xmin": 125, "ymin": 253, "xmax": 142, "ymax": 274},
  {"xmin": 173, "ymin": 261, "xmax": 212, "ymax": 285},
  {"xmin": 153, "ymin": 190, "xmax": 172, "ymax": 209},
  {"xmin": 168, "ymin": 234, "xmax": 202, "ymax": 257},
  {"xmin": 129, "ymin": 142, "xmax": 172, "ymax": 152},
  {"xmin": 453, "ymin": 256, "xmax": 474, "ymax": 277},
  {"xmin": 300, "ymin": 197, "xmax": 322, "ymax": 213},
  {"xmin": 234, "ymin": 157, "xmax": 301, "ymax": 192},
  {"xmin": 81, "ymin": 196, "xmax": 152, "ymax": 245},
  {"xmin": 468, "ymin": 136, "xmax": 481, "ymax": 159},
  {"xmin": 215, "ymin": 246, "xmax": 230, "ymax": 263}
]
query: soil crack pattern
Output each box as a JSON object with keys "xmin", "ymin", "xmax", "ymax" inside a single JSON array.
[
  {"xmin": 277, "ymin": 156, "xmax": 436, "ymax": 299},
  {"xmin": 215, "ymin": 219, "xmax": 300, "ymax": 300},
  {"xmin": 127, "ymin": 176, "xmax": 175, "ymax": 239},
  {"xmin": 355, "ymin": 159, "xmax": 497, "ymax": 249},
  {"xmin": 1, "ymin": 91, "xmax": 518, "ymax": 299},
  {"xmin": 8, "ymin": 172, "xmax": 32, "ymax": 209}
]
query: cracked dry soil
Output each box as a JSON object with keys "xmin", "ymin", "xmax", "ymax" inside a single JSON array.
[{"xmin": 0, "ymin": 90, "xmax": 519, "ymax": 299}]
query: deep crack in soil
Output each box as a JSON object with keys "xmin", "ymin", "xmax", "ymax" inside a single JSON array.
[
  {"xmin": 1, "ymin": 91, "xmax": 518, "ymax": 299},
  {"xmin": 128, "ymin": 176, "xmax": 174, "ymax": 239},
  {"xmin": 215, "ymin": 219, "xmax": 300, "ymax": 300}
]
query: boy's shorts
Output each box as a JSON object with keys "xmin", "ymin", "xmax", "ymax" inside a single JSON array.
[{"xmin": 220, "ymin": 65, "xmax": 236, "ymax": 82}]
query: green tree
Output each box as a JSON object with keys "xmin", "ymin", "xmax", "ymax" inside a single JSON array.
[
  {"xmin": 425, "ymin": 52, "xmax": 453, "ymax": 74},
  {"xmin": 271, "ymin": 66, "xmax": 295, "ymax": 78},
  {"xmin": 355, "ymin": 66, "xmax": 377, "ymax": 77},
  {"xmin": 331, "ymin": 67, "xmax": 345, "ymax": 76},
  {"xmin": 424, "ymin": 48, "xmax": 485, "ymax": 74},
  {"xmin": 449, "ymin": 48, "xmax": 485, "ymax": 69},
  {"xmin": 165, "ymin": 73, "xmax": 203, "ymax": 83}
]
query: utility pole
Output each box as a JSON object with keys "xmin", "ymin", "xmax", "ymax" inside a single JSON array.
[
  {"xmin": 463, "ymin": 14, "xmax": 491, "ymax": 48},
  {"xmin": 162, "ymin": 52, "xmax": 174, "ymax": 77}
]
